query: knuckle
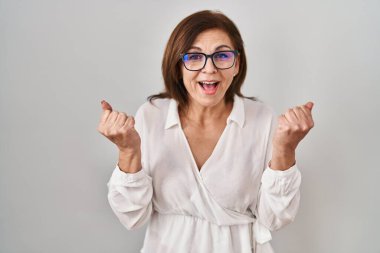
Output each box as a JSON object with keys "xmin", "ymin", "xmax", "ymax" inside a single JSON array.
[
  {"xmin": 293, "ymin": 125, "xmax": 301, "ymax": 131},
  {"xmin": 105, "ymin": 129, "xmax": 115, "ymax": 137},
  {"xmin": 111, "ymin": 128, "xmax": 120, "ymax": 135},
  {"xmin": 124, "ymin": 129, "xmax": 132, "ymax": 136},
  {"xmin": 118, "ymin": 112, "xmax": 127, "ymax": 119},
  {"xmin": 116, "ymin": 127, "xmax": 126, "ymax": 135},
  {"xmin": 282, "ymin": 125, "xmax": 291, "ymax": 132},
  {"xmin": 109, "ymin": 112, "xmax": 116, "ymax": 118}
]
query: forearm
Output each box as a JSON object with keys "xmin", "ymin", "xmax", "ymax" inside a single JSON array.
[
  {"xmin": 269, "ymin": 148, "xmax": 296, "ymax": 171},
  {"xmin": 118, "ymin": 150, "xmax": 142, "ymax": 173}
]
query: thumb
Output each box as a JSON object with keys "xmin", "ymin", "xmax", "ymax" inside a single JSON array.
[
  {"xmin": 101, "ymin": 100, "xmax": 113, "ymax": 111},
  {"xmin": 305, "ymin": 101, "xmax": 314, "ymax": 111}
]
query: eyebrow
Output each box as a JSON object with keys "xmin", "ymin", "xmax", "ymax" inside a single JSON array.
[{"xmin": 188, "ymin": 45, "xmax": 232, "ymax": 52}]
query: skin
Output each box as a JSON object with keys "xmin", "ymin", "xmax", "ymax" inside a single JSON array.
[
  {"xmin": 178, "ymin": 28, "xmax": 239, "ymax": 170},
  {"xmin": 180, "ymin": 28, "xmax": 239, "ymax": 117},
  {"xmin": 97, "ymin": 28, "xmax": 314, "ymax": 172},
  {"xmin": 97, "ymin": 101, "xmax": 142, "ymax": 173}
]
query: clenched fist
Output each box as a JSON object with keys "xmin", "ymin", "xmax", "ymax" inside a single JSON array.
[
  {"xmin": 273, "ymin": 102, "xmax": 315, "ymax": 152},
  {"xmin": 268, "ymin": 102, "xmax": 314, "ymax": 170},
  {"xmin": 97, "ymin": 100, "xmax": 141, "ymax": 154}
]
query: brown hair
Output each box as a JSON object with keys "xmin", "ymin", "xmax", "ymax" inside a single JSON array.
[{"xmin": 148, "ymin": 10, "xmax": 258, "ymax": 109}]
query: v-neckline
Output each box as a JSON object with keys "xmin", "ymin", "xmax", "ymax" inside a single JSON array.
[{"xmin": 178, "ymin": 117, "xmax": 231, "ymax": 175}]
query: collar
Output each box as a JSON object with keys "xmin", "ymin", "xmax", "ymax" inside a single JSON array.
[
  {"xmin": 164, "ymin": 98, "xmax": 181, "ymax": 129},
  {"xmin": 227, "ymin": 94, "xmax": 245, "ymax": 128},
  {"xmin": 164, "ymin": 94, "xmax": 245, "ymax": 130}
]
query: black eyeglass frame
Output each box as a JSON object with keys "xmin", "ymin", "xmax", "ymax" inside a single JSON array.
[{"xmin": 179, "ymin": 50, "xmax": 239, "ymax": 71}]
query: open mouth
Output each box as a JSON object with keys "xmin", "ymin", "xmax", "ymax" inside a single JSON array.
[{"xmin": 198, "ymin": 81, "xmax": 220, "ymax": 94}]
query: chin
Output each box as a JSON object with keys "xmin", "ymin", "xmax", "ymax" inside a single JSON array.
[{"xmin": 192, "ymin": 94, "xmax": 226, "ymax": 108}]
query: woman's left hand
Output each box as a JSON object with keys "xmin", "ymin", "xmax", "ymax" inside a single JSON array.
[{"xmin": 272, "ymin": 102, "xmax": 315, "ymax": 152}]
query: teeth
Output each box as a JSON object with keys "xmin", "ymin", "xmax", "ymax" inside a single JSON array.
[{"xmin": 200, "ymin": 81, "xmax": 218, "ymax": 85}]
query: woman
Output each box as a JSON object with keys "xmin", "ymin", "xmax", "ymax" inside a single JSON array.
[{"xmin": 97, "ymin": 10, "xmax": 314, "ymax": 253}]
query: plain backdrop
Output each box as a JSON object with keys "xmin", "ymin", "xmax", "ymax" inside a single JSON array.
[{"xmin": 1, "ymin": 0, "xmax": 379, "ymax": 252}]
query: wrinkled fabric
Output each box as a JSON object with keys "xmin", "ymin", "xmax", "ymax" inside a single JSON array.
[{"xmin": 107, "ymin": 95, "xmax": 301, "ymax": 253}]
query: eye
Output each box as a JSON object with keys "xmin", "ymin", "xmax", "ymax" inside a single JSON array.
[
  {"xmin": 188, "ymin": 54, "xmax": 203, "ymax": 61},
  {"xmin": 214, "ymin": 51, "xmax": 233, "ymax": 60}
]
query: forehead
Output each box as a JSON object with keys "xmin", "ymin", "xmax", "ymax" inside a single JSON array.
[{"xmin": 190, "ymin": 28, "xmax": 234, "ymax": 51}]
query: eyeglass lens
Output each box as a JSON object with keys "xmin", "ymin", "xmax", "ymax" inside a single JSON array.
[{"xmin": 182, "ymin": 51, "xmax": 236, "ymax": 70}]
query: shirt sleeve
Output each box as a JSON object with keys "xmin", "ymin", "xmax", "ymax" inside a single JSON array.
[
  {"xmin": 106, "ymin": 164, "xmax": 153, "ymax": 230},
  {"xmin": 106, "ymin": 104, "xmax": 154, "ymax": 230},
  {"xmin": 255, "ymin": 110, "xmax": 302, "ymax": 232}
]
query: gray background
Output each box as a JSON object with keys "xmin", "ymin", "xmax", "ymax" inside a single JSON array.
[{"xmin": 1, "ymin": 0, "xmax": 379, "ymax": 252}]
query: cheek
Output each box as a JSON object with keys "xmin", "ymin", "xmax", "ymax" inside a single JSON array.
[
  {"xmin": 182, "ymin": 70, "xmax": 198, "ymax": 88},
  {"xmin": 221, "ymin": 72, "xmax": 235, "ymax": 86}
]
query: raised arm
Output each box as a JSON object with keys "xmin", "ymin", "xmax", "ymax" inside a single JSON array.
[
  {"xmin": 255, "ymin": 102, "xmax": 314, "ymax": 231},
  {"xmin": 98, "ymin": 100, "xmax": 153, "ymax": 230}
]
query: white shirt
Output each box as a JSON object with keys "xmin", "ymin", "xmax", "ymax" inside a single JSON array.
[{"xmin": 106, "ymin": 95, "xmax": 301, "ymax": 253}]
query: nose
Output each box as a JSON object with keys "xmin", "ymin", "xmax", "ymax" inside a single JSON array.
[{"xmin": 201, "ymin": 56, "xmax": 217, "ymax": 73}]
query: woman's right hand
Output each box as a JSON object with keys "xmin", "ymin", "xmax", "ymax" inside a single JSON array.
[{"xmin": 97, "ymin": 100, "xmax": 141, "ymax": 155}]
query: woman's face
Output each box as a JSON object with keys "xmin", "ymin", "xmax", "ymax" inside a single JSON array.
[{"xmin": 181, "ymin": 28, "xmax": 239, "ymax": 109}]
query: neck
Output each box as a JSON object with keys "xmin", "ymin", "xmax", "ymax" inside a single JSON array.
[{"xmin": 179, "ymin": 99, "xmax": 233, "ymax": 127}]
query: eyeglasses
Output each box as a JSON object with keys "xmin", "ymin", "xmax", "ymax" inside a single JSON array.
[{"xmin": 180, "ymin": 50, "xmax": 239, "ymax": 71}]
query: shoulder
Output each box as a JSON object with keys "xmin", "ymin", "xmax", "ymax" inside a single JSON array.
[
  {"xmin": 136, "ymin": 98, "xmax": 171, "ymax": 114},
  {"xmin": 241, "ymin": 97, "xmax": 276, "ymax": 122},
  {"xmin": 135, "ymin": 98, "xmax": 172, "ymax": 125}
]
